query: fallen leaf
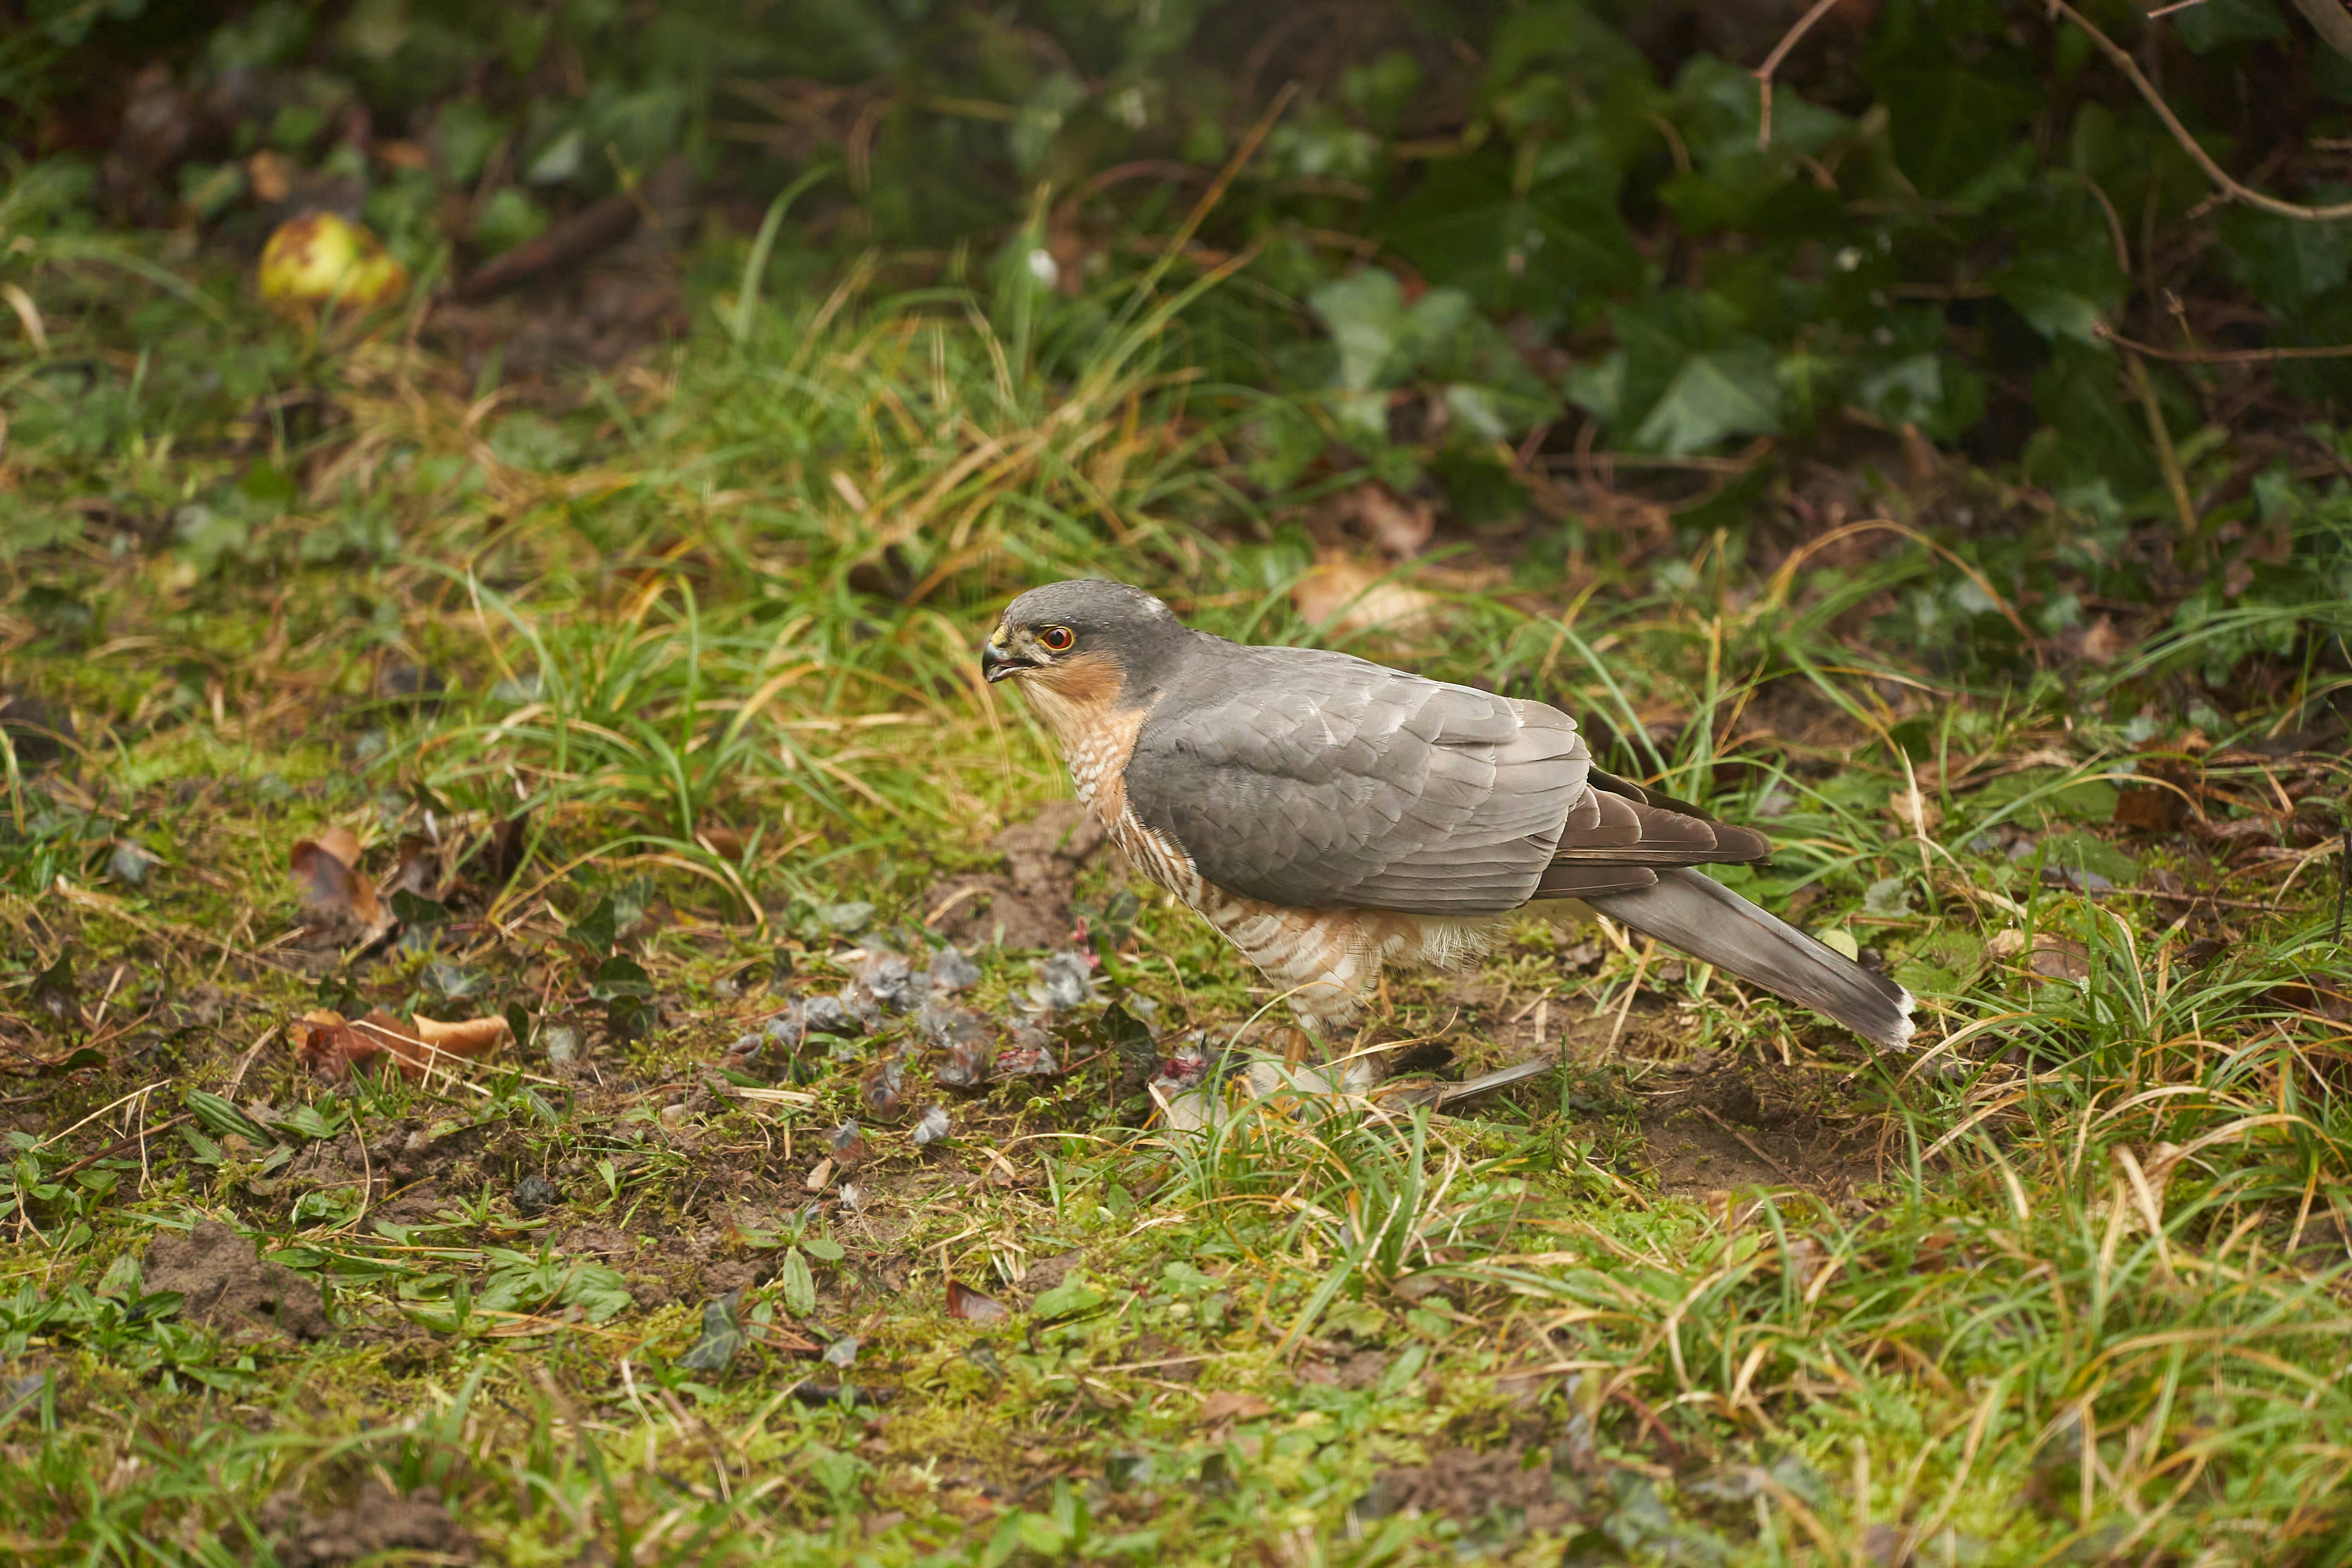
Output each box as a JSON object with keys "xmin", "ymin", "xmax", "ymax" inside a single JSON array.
[
  {"xmin": 946, "ymin": 1279, "xmax": 1006, "ymax": 1323},
  {"xmin": 294, "ymin": 1008, "xmax": 510, "ymax": 1082},
  {"xmin": 290, "ymin": 829, "xmax": 392, "ymax": 942},
  {"xmin": 1984, "ymin": 929, "xmax": 2027, "ymax": 958},
  {"xmin": 1291, "ymin": 551, "xmax": 1440, "ymax": 638},
  {"xmin": 385, "ymin": 835, "xmax": 438, "ymax": 898},
  {"xmin": 2026, "ymin": 935, "xmax": 2091, "ymax": 982},
  {"xmin": 1355, "ymin": 485, "xmax": 1435, "ymax": 558},
  {"xmin": 1886, "ymin": 783, "xmax": 1940, "ymax": 835},
  {"xmin": 802, "ymin": 1157, "xmax": 835, "ymax": 1192},
  {"xmin": 1196, "ymin": 1391, "xmax": 1273, "ymax": 1425},
  {"xmin": 2112, "ymin": 785, "xmax": 2185, "ymax": 833},
  {"xmin": 2076, "ymin": 616, "xmax": 2121, "ymax": 665}
]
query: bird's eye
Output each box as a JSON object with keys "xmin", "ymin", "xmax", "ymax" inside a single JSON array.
[{"xmin": 1037, "ymin": 626, "xmax": 1075, "ymax": 652}]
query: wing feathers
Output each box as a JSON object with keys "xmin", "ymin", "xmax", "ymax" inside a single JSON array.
[{"xmin": 1120, "ymin": 638, "xmax": 1774, "ymax": 918}]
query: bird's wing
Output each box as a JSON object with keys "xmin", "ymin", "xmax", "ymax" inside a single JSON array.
[
  {"xmin": 1122, "ymin": 647, "xmax": 1587, "ymax": 915},
  {"xmin": 1532, "ymin": 768, "xmax": 1773, "ymax": 898}
]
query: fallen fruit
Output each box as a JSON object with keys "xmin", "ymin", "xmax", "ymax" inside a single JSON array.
[{"xmin": 258, "ymin": 212, "xmax": 407, "ymax": 313}]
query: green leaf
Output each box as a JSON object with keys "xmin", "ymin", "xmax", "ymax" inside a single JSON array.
[
  {"xmin": 276, "ymin": 1105, "xmax": 340, "ymax": 1141},
  {"xmin": 2038, "ymin": 831, "xmax": 2141, "ymax": 887},
  {"xmin": 591, "ymin": 955, "xmax": 652, "ymax": 999},
  {"xmin": 1030, "ymin": 1278, "xmax": 1106, "ymax": 1323},
  {"xmin": 1992, "ymin": 177, "xmax": 2131, "ymax": 343},
  {"xmin": 2217, "ymin": 209, "xmax": 2352, "ymax": 309},
  {"xmin": 802, "ymin": 1236, "xmax": 845, "ymax": 1262},
  {"xmin": 1967, "ymin": 769, "xmax": 2120, "ymax": 826},
  {"xmin": 1628, "ymin": 345, "xmax": 1782, "ymax": 455},
  {"xmin": 559, "ymin": 1263, "xmax": 633, "ymax": 1324},
  {"xmin": 677, "ymin": 1294, "xmax": 746, "ymax": 1373},
  {"xmin": 1383, "ymin": 156, "xmax": 1642, "ymax": 321},
  {"xmin": 1897, "ymin": 930, "xmax": 1988, "ymax": 997},
  {"xmin": 2028, "ymin": 341, "xmax": 2156, "ymax": 498},
  {"xmin": 778, "ymin": 1247, "xmax": 817, "ymax": 1316},
  {"xmin": 1488, "ymin": 1, "xmax": 1651, "ymax": 96},
  {"xmin": 1308, "ymin": 269, "xmax": 1411, "ymax": 395},
  {"xmin": 1854, "ymin": 354, "xmax": 1986, "ymax": 443},
  {"xmin": 2173, "ymin": 0, "xmax": 2290, "ymax": 51},
  {"xmin": 186, "ymin": 1091, "xmax": 269, "ymax": 1146},
  {"xmin": 1869, "ymin": 60, "xmax": 2039, "ymax": 200}
]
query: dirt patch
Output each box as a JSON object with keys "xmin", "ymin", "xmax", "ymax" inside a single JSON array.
[
  {"xmin": 1371, "ymin": 1439, "xmax": 1578, "ymax": 1534},
  {"xmin": 925, "ymin": 802, "xmax": 1105, "ymax": 949},
  {"xmin": 1633, "ymin": 1053, "xmax": 1877, "ymax": 1199},
  {"xmin": 1020, "ymin": 1248, "xmax": 1088, "ymax": 1294},
  {"xmin": 143, "ymin": 1220, "xmax": 331, "ymax": 1343},
  {"xmin": 1299, "ymin": 1346, "xmax": 1390, "ymax": 1390},
  {"xmin": 263, "ymin": 1481, "xmax": 478, "ymax": 1567}
]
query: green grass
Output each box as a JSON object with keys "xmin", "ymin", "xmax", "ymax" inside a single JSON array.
[{"xmin": 2, "ymin": 233, "xmax": 2350, "ymax": 1567}]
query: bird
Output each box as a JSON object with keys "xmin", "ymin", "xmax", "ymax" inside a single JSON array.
[{"xmin": 980, "ymin": 579, "xmax": 1913, "ymax": 1052}]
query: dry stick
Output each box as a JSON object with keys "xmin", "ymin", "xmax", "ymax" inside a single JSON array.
[
  {"xmin": 2074, "ymin": 174, "xmax": 2204, "ymax": 547},
  {"xmin": 2334, "ymin": 826, "xmax": 2349, "ymax": 945},
  {"xmin": 1696, "ymin": 1104, "xmax": 1802, "ymax": 1185},
  {"xmin": 2049, "ymin": 0, "xmax": 2352, "ymax": 221},
  {"xmin": 1752, "ymin": 0, "xmax": 1850, "ymax": 151},
  {"xmin": 2095, "ymin": 325, "xmax": 2352, "ymax": 365}
]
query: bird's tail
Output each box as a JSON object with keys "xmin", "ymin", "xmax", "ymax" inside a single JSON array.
[{"xmin": 1587, "ymin": 867, "xmax": 1915, "ymax": 1049}]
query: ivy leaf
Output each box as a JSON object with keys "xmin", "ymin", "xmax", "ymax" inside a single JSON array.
[
  {"xmin": 1383, "ymin": 155, "xmax": 1641, "ymax": 321},
  {"xmin": 1308, "ymin": 269, "xmax": 1411, "ymax": 395},
  {"xmin": 1992, "ymin": 178, "xmax": 2130, "ymax": 343},
  {"xmin": 1628, "ymin": 345, "xmax": 1782, "ymax": 455},
  {"xmin": 1855, "ymin": 354, "xmax": 1986, "ymax": 443},
  {"xmin": 677, "ymin": 1292, "xmax": 746, "ymax": 1373},
  {"xmin": 2216, "ymin": 208, "xmax": 2352, "ymax": 309},
  {"xmin": 1869, "ymin": 59, "xmax": 2039, "ymax": 200}
]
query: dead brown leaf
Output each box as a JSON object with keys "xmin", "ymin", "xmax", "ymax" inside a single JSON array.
[
  {"xmin": 2113, "ymin": 785, "xmax": 2186, "ymax": 833},
  {"xmin": 294, "ymin": 1008, "xmax": 510, "ymax": 1082},
  {"xmin": 1355, "ymin": 485, "xmax": 1435, "ymax": 559},
  {"xmin": 946, "ymin": 1279, "xmax": 1007, "ymax": 1323},
  {"xmin": 1196, "ymin": 1391, "xmax": 1273, "ymax": 1425},
  {"xmin": 2026, "ymin": 935, "xmax": 2091, "ymax": 981},
  {"xmin": 290, "ymin": 829, "xmax": 394, "ymax": 944},
  {"xmin": 1292, "ymin": 551, "xmax": 1440, "ymax": 637},
  {"xmin": 2076, "ymin": 617, "xmax": 2122, "ymax": 665}
]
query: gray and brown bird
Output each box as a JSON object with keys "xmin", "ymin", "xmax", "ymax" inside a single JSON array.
[{"xmin": 982, "ymin": 580, "xmax": 1912, "ymax": 1050}]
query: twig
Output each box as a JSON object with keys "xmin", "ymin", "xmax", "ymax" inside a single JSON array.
[
  {"xmin": 51, "ymin": 1114, "xmax": 190, "ymax": 1183},
  {"xmin": 1697, "ymin": 1104, "xmax": 1802, "ymax": 1185},
  {"xmin": 2334, "ymin": 827, "xmax": 2348, "ymax": 944},
  {"xmin": 2047, "ymin": 0, "xmax": 2352, "ymax": 221},
  {"xmin": 2141, "ymin": 889, "xmax": 2297, "ymax": 913},
  {"xmin": 450, "ymin": 192, "xmax": 642, "ymax": 301},
  {"xmin": 2093, "ymin": 324, "xmax": 2352, "ymax": 365},
  {"xmin": 1752, "ymin": 0, "xmax": 1849, "ymax": 151}
]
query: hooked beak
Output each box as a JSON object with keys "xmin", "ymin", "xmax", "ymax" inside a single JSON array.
[{"xmin": 981, "ymin": 634, "xmax": 1031, "ymax": 683}]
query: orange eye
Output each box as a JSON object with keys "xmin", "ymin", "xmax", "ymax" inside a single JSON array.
[{"xmin": 1037, "ymin": 626, "xmax": 1075, "ymax": 652}]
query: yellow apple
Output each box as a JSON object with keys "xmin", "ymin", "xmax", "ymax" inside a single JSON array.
[{"xmin": 258, "ymin": 212, "xmax": 408, "ymax": 313}]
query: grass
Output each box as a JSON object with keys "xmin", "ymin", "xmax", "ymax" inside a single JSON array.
[{"xmin": 1, "ymin": 224, "xmax": 2350, "ymax": 1566}]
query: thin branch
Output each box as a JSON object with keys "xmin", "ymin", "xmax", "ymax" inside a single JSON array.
[
  {"xmin": 2093, "ymin": 324, "xmax": 2352, "ymax": 363},
  {"xmin": 1753, "ymin": 0, "xmax": 1849, "ymax": 151},
  {"xmin": 2049, "ymin": 0, "xmax": 2352, "ymax": 221}
]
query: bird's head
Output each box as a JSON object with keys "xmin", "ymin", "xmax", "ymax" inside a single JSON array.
[{"xmin": 982, "ymin": 579, "xmax": 1187, "ymax": 703}]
